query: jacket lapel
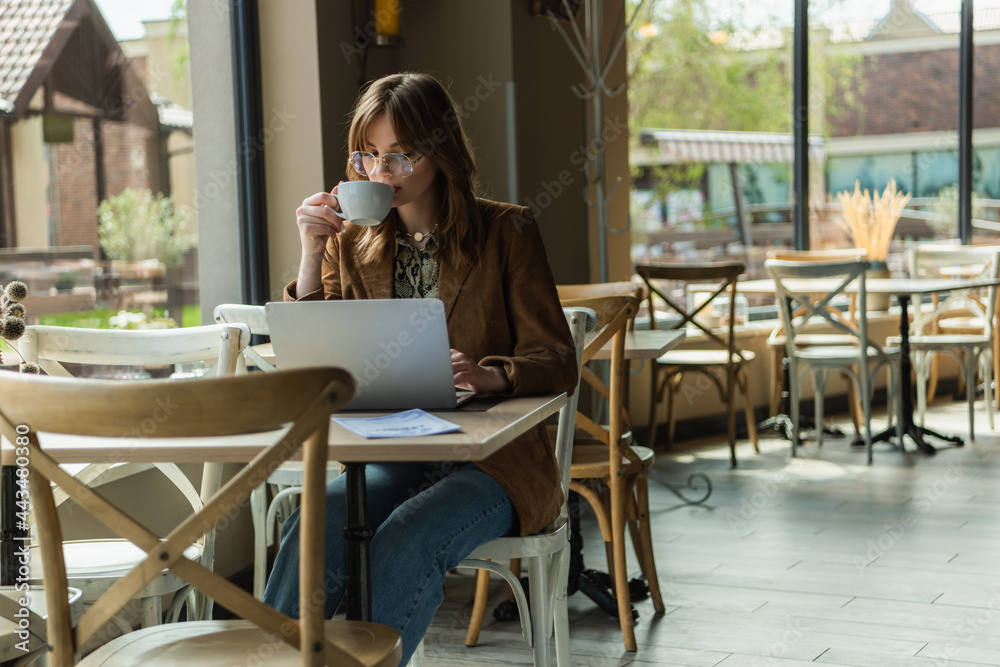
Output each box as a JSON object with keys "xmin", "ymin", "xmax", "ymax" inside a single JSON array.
[
  {"xmin": 353, "ymin": 220, "xmax": 395, "ymax": 300},
  {"xmin": 438, "ymin": 236, "xmax": 484, "ymax": 319}
]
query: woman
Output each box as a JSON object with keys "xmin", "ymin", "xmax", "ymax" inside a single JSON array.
[{"xmin": 263, "ymin": 72, "xmax": 576, "ymax": 665}]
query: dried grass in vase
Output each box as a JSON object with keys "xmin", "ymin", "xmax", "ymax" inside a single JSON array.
[{"xmin": 836, "ymin": 179, "xmax": 911, "ymax": 263}]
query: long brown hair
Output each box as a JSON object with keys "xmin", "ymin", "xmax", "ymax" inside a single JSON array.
[{"xmin": 348, "ymin": 72, "xmax": 483, "ymax": 267}]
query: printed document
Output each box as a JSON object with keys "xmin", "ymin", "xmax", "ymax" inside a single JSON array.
[{"xmin": 332, "ymin": 409, "xmax": 462, "ymax": 439}]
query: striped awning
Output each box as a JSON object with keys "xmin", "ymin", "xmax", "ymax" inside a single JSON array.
[{"xmin": 632, "ymin": 128, "xmax": 826, "ymax": 166}]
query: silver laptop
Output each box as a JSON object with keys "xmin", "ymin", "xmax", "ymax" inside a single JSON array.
[{"xmin": 265, "ymin": 299, "xmax": 474, "ymax": 410}]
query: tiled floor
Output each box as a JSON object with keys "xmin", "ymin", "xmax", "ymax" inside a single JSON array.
[{"xmin": 421, "ymin": 400, "xmax": 1000, "ymax": 666}]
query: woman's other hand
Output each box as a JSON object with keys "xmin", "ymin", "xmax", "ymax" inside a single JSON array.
[{"xmin": 452, "ymin": 349, "xmax": 512, "ymax": 395}]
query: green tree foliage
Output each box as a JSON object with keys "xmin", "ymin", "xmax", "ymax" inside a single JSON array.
[
  {"xmin": 929, "ymin": 185, "xmax": 986, "ymax": 238},
  {"xmin": 168, "ymin": 0, "xmax": 189, "ymax": 86},
  {"xmin": 628, "ymin": 0, "xmax": 863, "ymax": 134},
  {"xmin": 98, "ymin": 188, "xmax": 194, "ymax": 268},
  {"xmin": 627, "ymin": 0, "xmax": 864, "ymax": 202}
]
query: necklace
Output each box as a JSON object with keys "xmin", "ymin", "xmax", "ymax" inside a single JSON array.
[{"xmin": 404, "ymin": 225, "xmax": 438, "ymax": 243}]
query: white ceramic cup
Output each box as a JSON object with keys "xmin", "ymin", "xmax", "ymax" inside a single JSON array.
[{"xmin": 336, "ymin": 181, "xmax": 394, "ymax": 226}]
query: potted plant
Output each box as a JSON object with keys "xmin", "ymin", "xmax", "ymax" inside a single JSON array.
[
  {"xmin": 54, "ymin": 271, "xmax": 77, "ymax": 293},
  {"xmin": 98, "ymin": 188, "xmax": 194, "ymax": 320}
]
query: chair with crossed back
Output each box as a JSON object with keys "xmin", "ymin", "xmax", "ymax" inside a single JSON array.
[
  {"xmin": 764, "ymin": 249, "xmax": 880, "ymax": 439},
  {"xmin": 0, "ymin": 367, "xmax": 401, "ymax": 666},
  {"xmin": 14, "ymin": 324, "xmax": 251, "ymax": 630},
  {"xmin": 555, "ymin": 282, "xmax": 645, "ymax": 441},
  {"xmin": 213, "ymin": 303, "xmax": 343, "ymax": 600},
  {"xmin": 765, "ymin": 256, "xmax": 900, "ymax": 463},
  {"xmin": 635, "ymin": 263, "xmax": 759, "ymax": 467}
]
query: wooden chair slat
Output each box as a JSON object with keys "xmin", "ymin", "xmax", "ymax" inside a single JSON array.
[
  {"xmin": 29, "ymin": 466, "xmax": 74, "ymax": 665},
  {"xmin": 16, "ymin": 325, "xmax": 251, "ymax": 368},
  {"xmin": 0, "ymin": 368, "xmax": 344, "ymax": 438}
]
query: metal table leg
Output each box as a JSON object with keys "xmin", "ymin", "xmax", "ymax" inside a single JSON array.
[
  {"xmin": 342, "ymin": 462, "xmax": 372, "ymax": 622},
  {"xmin": 861, "ymin": 295, "xmax": 963, "ymax": 454}
]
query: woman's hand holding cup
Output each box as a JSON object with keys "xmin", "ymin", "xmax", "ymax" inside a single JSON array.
[
  {"xmin": 295, "ymin": 181, "xmax": 393, "ymax": 296},
  {"xmin": 296, "ymin": 186, "xmax": 346, "ymax": 261}
]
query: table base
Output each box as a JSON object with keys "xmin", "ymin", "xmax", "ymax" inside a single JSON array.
[
  {"xmin": 855, "ymin": 294, "xmax": 965, "ymax": 457},
  {"xmin": 760, "ymin": 344, "xmax": 846, "ymax": 442},
  {"xmin": 853, "ymin": 422, "xmax": 963, "ymax": 455}
]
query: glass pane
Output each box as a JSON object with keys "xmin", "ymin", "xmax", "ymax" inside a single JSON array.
[
  {"xmin": 1, "ymin": 0, "xmax": 199, "ymax": 343},
  {"xmin": 822, "ymin": 1, "xmax": 963, "ymax": 251},
  {"xmin": 827, "ymin": 154, "xmax": 915, "ymax": 197},
  {"xmin": 972, "ymin": 9, "xmax": 1000, "ymax": 243},
  {"xmin": 627, "ymin": 0, "xmax": 797, "ymax": 285}
]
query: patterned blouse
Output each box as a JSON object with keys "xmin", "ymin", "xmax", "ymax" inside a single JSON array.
[{"xmin": 393, "ymin": 233, "xmax": 440, "ymax": 299}]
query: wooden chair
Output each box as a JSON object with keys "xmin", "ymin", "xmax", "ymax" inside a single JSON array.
[
  {"xmin": 0, "ymin": 367, "xmax": 402, "ymax": 666},
  {"xmin": 557, "ymin": 294, "xmax": 661, "ymax": 653},
  {"xmin": 765, "ymin": 256, "xmax": 900, "ymax": 463},
  {"xmin": 14, "ymin": 324, "xmax": 251, "ymax": 629},
  {"xmin": 635, "ymin": 263, "xmax": 759, "ymax": 467},
  {"xmin": 446, "ymin": 306, "xmax": 591, "ymax": 667},
  {"xmin": 895, "ymin": 245, "xmax": 1000, "ymax": 440},
  {"xmin": 213, "ymin": 303, "xmax": 342, "ymax": 600}
]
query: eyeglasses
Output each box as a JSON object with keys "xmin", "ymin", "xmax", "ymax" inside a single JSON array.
[{"xmin": 349, "ymin": 151, "xmax": 423, "ymax": 178}]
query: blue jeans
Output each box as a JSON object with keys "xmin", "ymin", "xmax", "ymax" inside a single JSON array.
[{"xmin": 262, "ymin": 461, "xmax": 517, "ymax": 667}]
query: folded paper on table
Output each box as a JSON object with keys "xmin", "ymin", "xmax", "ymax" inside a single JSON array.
[{"xmin": 332, "ymin": 409, "xmax": 462, "ymax": 439}]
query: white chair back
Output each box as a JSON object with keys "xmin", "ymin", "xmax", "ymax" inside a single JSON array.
[
  {"xmin": 214, "ymin": 303, "xmax": 273, "ymax": 371},
  {"xmin": 908, "ymin": 245, "xmax": 1000, "ymax": 336},
  {"xmin": 765, "ymin": 257, "xmax": 880, "ymax": 357},
  {"xmin": 554, "ymin": 307, "xmax": 594, "ymax": 522},
  {"xmin": 12, "ymin": 323, "xmax": 250, "ymax": 623},
  {"xmin": 15, "ymin": 324, "xmax": 250, "ymax": 378}
]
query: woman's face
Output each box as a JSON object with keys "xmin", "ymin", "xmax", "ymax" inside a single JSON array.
[{"xmin": 363, "ymin": 114, "xmax": 439, "ymax": 213}]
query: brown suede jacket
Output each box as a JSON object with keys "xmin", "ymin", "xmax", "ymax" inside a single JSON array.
[{"xmin": 284, "ymin": 199, "xmax": 577, "ymax": 535}]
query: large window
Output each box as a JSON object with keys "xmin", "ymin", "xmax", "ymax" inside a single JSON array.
[
  {"xmin": 628, "ymin": 0, "xmax": 1000, "ymax": 278},
  {"xmin": 0, "ymin": 0, "xmax": 198, "ymax": 336}
]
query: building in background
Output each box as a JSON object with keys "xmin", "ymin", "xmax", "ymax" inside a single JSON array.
[
  {"xmin": 632, "ymin": 0, "xmax": 1000, "ymax": 265},
  {"xmin": 0, "ymin": 0, "xmax": 197, "ymax": 320},
  {"xmin": 0, "ymin": 0, "xmax": 193, "ymax": 254},
  {"xmin": 826, "ymin": 2, "xmax": 1000, "ymax": 205}
]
